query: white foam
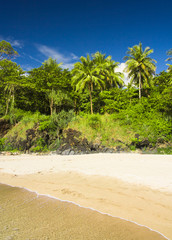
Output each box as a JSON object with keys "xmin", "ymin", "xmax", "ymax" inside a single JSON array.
[{"xmin": 1, "ymin": 182, "xmax": 169, "ymax": 240}]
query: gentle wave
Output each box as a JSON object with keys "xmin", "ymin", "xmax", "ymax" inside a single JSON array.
[{"xmin": 0, "ymin": 182, "xmax": 169, "ymax": 240}]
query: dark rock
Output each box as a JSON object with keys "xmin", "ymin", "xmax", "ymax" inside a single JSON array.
[
  {"xmin": 69, "ymin": 150, "xmax": 75, "ymax": 155},
  {"xmin": 102, "ymin": 147, "xmax": 114, "ymax": 153},
  {"xmin": 135, "ymin": 134, "xmax": 140, "ymax": 139},
  {"xmin": 116, "ymin": 145, "xmax": 122, "ymax": 152},
  {"xmin": 157, "ymin": 138, "xmax": 165, "ymax": 144},
  {"xmin": 56, "ymin": 149, "xmax": 62, "ymax": 154},
  {"xmin": 114, "ymin": 139, "xmax": 124, "ymax": 144},
  {"xmin": 131, "ymin": 137, "xmax": 151, "ymax": 149},
  {"xmin": 56, "ymin": 128, "xmax": 115, "ymax": 155},
  {"xmin": 105, "ymin": 148, "xmax": 114, "ymax": 153},
  {"xmin": 61, "ymin": 149, "xmax": 71, "ymax": 155},
  {"xmin": 0, "ymin": 119, "xmax": 11, "ymax": 137}
]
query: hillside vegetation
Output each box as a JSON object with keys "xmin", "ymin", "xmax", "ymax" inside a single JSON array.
[{"xmin": 0, "ymin": 41, "xmax": 172, "ymax": 154}]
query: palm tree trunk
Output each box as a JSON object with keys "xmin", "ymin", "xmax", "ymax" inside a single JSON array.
[
  {"xmin": 50, "ymin": 97, "xmax": 53, "ymax": 116},
  {"xmin": 50, "ymin": 89, "xmax": 54, "ymax": 116},
  {"xmin": 89, "ymin": 83, "xmax": 93, "ymax": 114},
  {"xmin": 5, "ymin": 88, "xmax": 12, "ymax": 116},
  {"xmin": 139, "ymin": 70, "xmax": 142, "ymax": 99},
  {"xmin": 74, "ymin": 98, "xmax": 77, "ymax": 114}
]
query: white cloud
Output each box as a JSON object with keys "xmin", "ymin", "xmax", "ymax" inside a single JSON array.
[
  {"xmin": 62, "ymin": 63, "xmax": 74, "ymax": 70},
  {"xmin": 70, "ymin": 53, "xmax": 79, "ymax": 60},
  {"xmin": 115, "ymin": 62, "xmax": 130, "ymax": 86},
  {"xmin": 29, "ymin": 55, "xmax": 42, "ymax": 64},
  {"xmin": 0, "ymin": 36, "xmax": 24, "ymax": 48},
  {"xmin": 10, "ymin": 40, "xmax": 23, "ymax": 48},
  {"xmin": 36, "ymin": 44, "xmax": 70, "ymax": 63},
  {"xmin": 35, "ymin": 44, "xmax": 78, "ymax": 69}
]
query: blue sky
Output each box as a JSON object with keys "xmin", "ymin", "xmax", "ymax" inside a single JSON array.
[{"xmin": 1, "ymin": 0, "xmax": 172, "ymax": 75}]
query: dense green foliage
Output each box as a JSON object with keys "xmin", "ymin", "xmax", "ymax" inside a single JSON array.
[
  {"xmin": 0, "ymin": 40, "xmax": 18, "ymax": 60},
  {"xmin": 0, "ymin": 41, "xmax": 171, "ymax": 153}
]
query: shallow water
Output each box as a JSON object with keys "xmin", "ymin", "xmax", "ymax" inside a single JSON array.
[{"xmin": 0, "ymin": 184, "xmax": 166, "ymax": 240}]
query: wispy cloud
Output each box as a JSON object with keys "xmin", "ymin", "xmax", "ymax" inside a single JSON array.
[
  {"xmin": 36, "ymin": 44, "xmax": 69, "ymax": 63},
  {"xmin": 28, "ymin": 55, "xmax": 42, "ymax": 64},
  {"xmin": 0, "ymin": 35, "xmax": 24, "ymax": 48},
  {"xmin": 35, "ymin": 44, "xmax": 79, "ymax": 69},
  {"xmin": 10, "ymin": 39, "xmax": 23, "ymax": 48},
  {"xmin": 70, "ymin": 53, "xmax": 79, "ymax": 60}
]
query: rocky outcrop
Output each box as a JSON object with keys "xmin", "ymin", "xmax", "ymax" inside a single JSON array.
[
  {"xmin": 56, "ymin": 128, "xmax": 115, "ymax": 155},
  {"xmin": 130, "ymin": 134, "xmax": 152, "ymax": 150},
  {"xmin": 0, "ymin": 119, "xmax": 11, "ymax": 138}
]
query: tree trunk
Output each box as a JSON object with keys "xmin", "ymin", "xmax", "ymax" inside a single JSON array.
[
  {"xmin": 89, "ymin": 83, "xmax": 93, "ymax": 114},
  {"xmin": 50, "ymin": 89, "xmax": 53, "ymax": 116},
  {"xmin": 50, "ymin": 97, "xmax": 53, "ymax": 116},
  {"xmin": 5, "ymin": 88, "xmax": 12, "ymax": 115},
  {"xmin": 11, "ymin": 86, "xmax": 15, "ymax": 109},
  {"xmin": 139, "ymin": 70, "xmax": 142, "ymax": 99},
  {"xmin": 74, "ymin": 98, "xmax": 77, "ymax": 114}
]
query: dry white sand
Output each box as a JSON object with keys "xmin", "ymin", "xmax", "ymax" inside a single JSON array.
[
  {"xmin": 0, "ymin": 153, "xmax": 172, "ymax": 239},
  {"xmin": 0, "ymin": 153, "xmax": 172, "ymax": 192}
]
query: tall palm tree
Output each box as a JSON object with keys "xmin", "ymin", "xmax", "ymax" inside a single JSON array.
[
  {"xmin": 124, "ymin": 42, "xmax": 156, "ymax": 99},
  {"xmin": 93, "ymin": 52, "xmax": 124, "ymax": 88},
  {"xmin": 166, "ymin": 48, "xmax": 172, "ymax": 61},
  {"xmin": 106, "ymin": 59, "xmax": 124, "ymax": 88},
  {"xmin": 166, "ymin": 48, "xmax": 172, "ymax": 72},
  {"xmin": 72, "ymin": 54, "xmax": 105, "ymax": 114}
]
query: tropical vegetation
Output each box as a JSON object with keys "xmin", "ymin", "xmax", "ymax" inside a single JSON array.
[{"xmin": 0, "ymin": 40, "xmax": 171, "ymax": 153}]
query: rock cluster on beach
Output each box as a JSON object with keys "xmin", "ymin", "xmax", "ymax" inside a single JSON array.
[
  {"xmin": 56, "ymin": 128, "xmax": 115, "ymax": 155},
  {"xmin": 0, "ymin": 117, "xmax": 170, "ymax": 155}
]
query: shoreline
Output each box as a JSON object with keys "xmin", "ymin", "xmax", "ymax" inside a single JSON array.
[
  {"xmin": 0, "ymin": 153, "xmax": 172, "ymax": 239},
  {"xmin": 0, "ymin": 182, "xmax": 169, "ymax": 240}
]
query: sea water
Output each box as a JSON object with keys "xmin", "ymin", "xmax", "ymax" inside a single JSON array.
[{"xmin": 0, "ymin": 184, "xmax": 166, "ymax": 240}]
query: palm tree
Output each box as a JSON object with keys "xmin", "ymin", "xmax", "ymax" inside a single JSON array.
[
  {"xmin": 166, "ymin": 49, "xmax": 172, "ymax": 72},
  {"xmin": 93, "ymin": 52, "xmax": 124, "ymax": 88},
  {"xmin": 72, "ymin": 54, "xmax": 105, "ymax": 114},
  {"xmin": 166, "ymin": 49, "xmax": 172, "ymax": 61},
  {"xmin": 106, "ymin": 59, "xmax": 124, "ymax": 88},
  {"xmin": 124, "ymin": 42, "xmax": 156, "ymax": 99},
  {"xmin": 167, "ymin": 64, "xmax": 172, "ymax": 73}
]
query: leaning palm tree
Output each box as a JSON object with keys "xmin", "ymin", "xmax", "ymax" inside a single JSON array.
[
  {"xmin": 71, "ymin": 54, "xmax": 105, "ymax": 114},
  {"xmin": 124, "ymin": 42, "xmax": 156, "ymax": 99},
  {"xmin": 93, "ymin": 52, "xmax": 124, "ymax": 88}
]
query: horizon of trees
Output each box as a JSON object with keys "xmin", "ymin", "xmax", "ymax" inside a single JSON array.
[{"xmin": 0, "ymin": 40, "xmax": 171, "ymax": 117}]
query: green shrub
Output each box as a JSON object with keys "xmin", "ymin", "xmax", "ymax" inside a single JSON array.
[
  {"xmin": 38, "ymin": 120, "xmax": 52, "ymax": 131},
  {"xmin": 87, "ymin": 114, "xmax": 101, "ymax": 128},
  {"xmin": 130, "ymin": 145, "xmax": 136, "ymax": 151},
  {"xmin": 0, "ymin": 138, "xmax": 5, "ymax": 151},
  {"xmin": 50, "ymin": 110, "xmax": 75, "ymax": 130},
  {"xmin": 31, "ymin": 145, "xmax": 48, "ymax": 153},
  {"xmin": 156, "ymin": 147, "xmax": 172, "ymax": 155}
]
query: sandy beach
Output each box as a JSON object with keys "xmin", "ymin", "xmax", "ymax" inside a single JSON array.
[{"xmin": 0, "ymin": 153, "xmax": 172, "ymax": 239}]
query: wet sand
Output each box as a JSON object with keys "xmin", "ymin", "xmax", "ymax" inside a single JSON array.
[
  {"xmin": 0, "ymin": 184, "xmax": 166, "ymax": 240},
  {"xmin": 0, "ymin": 153, "xmax": 172, "ymax": 239}
]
